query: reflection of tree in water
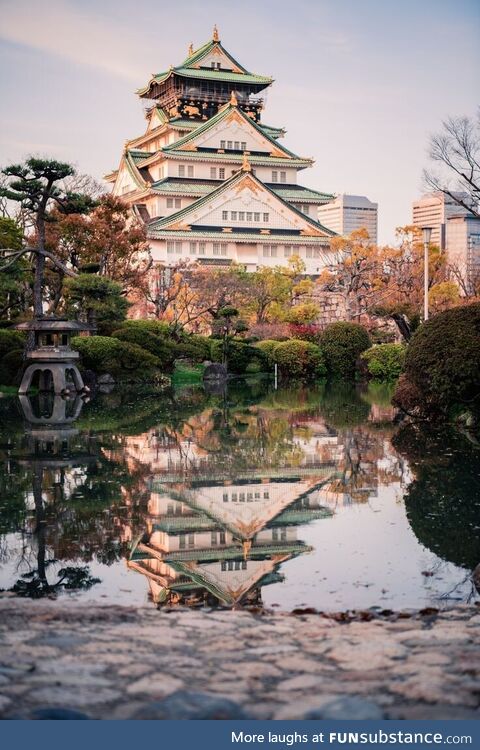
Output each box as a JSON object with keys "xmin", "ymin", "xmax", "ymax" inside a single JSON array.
[{"xmin": 393, "ymin": 424, "xmax": 480, "ymax": 572}]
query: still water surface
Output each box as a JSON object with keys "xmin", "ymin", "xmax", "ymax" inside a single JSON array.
[{"xmin": 0, "ymin": 380, "xmax": 478, "ymax": 611}]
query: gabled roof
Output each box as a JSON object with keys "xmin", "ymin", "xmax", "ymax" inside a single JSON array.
[
  {"xmin": 148, "ymin": 165, "xmax": 336, "ymax": 238},
  {"xmin": 137, "ymin": 32, "xmax": 272, "ymax": 97},
  {"xmin": 150, "ymin": 177, "xmax": 333, "ymax": 204},
  {"xmin": 161, "ymin": 101, "xmax": 298, "ymax": 159}
]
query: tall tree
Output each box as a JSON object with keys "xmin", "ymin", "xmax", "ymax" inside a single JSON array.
[
  {"xmin": 0, "ymin": 158, "xmax": 95, "ymax": 316},
  {"xmin": 424, "ymin": 113, "xmax": 480, "ymax": 217}
]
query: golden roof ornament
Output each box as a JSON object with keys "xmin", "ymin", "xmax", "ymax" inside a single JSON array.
[
  {"xmin": 241, "ymin": 152, "xmax": 252, "ymax": 172},
  {"xmin": 230, "ymin": 90, "xmax": 238, "ymax": 106},
  {"xmin": 242, "ymin": 540, "xmax": 252, "ymax": 560},
  {"xmin": 188, "ymin": 42, "xmax": 194, "ymax": 56},
  {"xmin": 213, "ymin": 24, "xmax": 219, "ymax": 42}
]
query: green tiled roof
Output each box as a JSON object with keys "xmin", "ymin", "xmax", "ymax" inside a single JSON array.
[
  {"xmin": 150, "ymin": 177, "xmax": 333, "ymax": 204},
  {"xmin": 266, "ymin": 184, "xmax": 334, "ymax": 203},
  {"xmin": 129, "ymin": 150, "xmax": 150, "ymax": 164},
  {"xmin": 150, "ymin": 149, "xmax": 312, "ymax": 168},
  {"xmin": 162, "ymin": 102, "xmax": 299, "ymax": 159},
  {"xmin": 180, "ymin": 38, "xmax": 249, "ymax": 74},
  {"xmin": 137, "ymin": 67, "xmax": 272, "ymax": 97},
  {"xmin": 148, "ymin": 167, "xmax": 336, "ymax": 237}
]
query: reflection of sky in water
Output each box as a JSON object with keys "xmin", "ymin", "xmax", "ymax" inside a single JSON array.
[{"xmin": 0, "ymin": 383, "xmax": 478, "ymax": 611}]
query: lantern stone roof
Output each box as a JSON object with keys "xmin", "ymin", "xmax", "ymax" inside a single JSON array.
[{"xmin": 14, "ymin": 317, "xmax": 91, "ymax": 332}]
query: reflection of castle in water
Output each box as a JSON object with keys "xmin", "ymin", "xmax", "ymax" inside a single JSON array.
[{"xmin": 128, "ymin": 477, "xmax": 334, "ymax": 608}]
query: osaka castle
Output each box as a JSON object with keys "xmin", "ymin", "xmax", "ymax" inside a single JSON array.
[{"xmin": 105, "ymin": 26, "xmax": 336, "ymax": 275}]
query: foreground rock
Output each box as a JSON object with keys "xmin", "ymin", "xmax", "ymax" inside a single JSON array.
[{"xmin": 0, "ymin": 600, "xmax": 478, "ymax": 720}]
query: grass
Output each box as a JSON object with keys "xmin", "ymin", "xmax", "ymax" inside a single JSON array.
[{"xmin": 171, "ymin": 363, "xmax": 204, "ymax": 386}]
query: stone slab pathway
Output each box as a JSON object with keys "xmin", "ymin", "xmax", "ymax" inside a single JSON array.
[{"xmin": 0, "ymin": 600, "xmax": 478, "ymax": 720}]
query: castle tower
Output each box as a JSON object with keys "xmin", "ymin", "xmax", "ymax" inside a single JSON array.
[{"xmin": 105, "ymin": 28, "xmax": 336, "ymax": 281}]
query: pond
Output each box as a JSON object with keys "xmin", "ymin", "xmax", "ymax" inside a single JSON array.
[{"xmin": 0, "ymin": 379, "xmax": 479, "ymax": 612}]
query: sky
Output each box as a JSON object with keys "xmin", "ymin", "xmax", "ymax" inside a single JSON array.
[{"xmin": 0, "ymin": 0, "xmax": 479, "ymax": 244}]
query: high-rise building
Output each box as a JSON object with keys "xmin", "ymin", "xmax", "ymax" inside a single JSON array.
[
  {"xmin": 105, "ymin": 27, "xmax": 336, "ymax": 275},
  {"xmin": 317, "ymin": 194, "xmax": 378, "ymax": 244},
  {"xmin": 412, "ymin": 191, "xmax": 474, "ymax": 249},
  {"xmin": 446, "ymin": 214, "xmax": 480, "ymax": 294}
]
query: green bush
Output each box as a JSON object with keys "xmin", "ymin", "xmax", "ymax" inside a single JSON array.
[
  {"xmin": 361, "ymin": 343, "xmax": 406, "ymax": 381},
  {"xmin": 116, "ymin": 319, "xmax": 172, "ymax": 338},
  {"xmin": 319, "ymin": 322, "xmax": 371, "ymax": 379},
  {"xmin": 254, "ymin": 340, "xmax": 279, "ymax": 366},
  {"xmin": 0, "ymin": 329, "xmax": 25, "ymax": 360},
  {"xmin": 173, "ymin": 335, "xmax": 212, "ymax": 363},
  {"xmin": 72, "ymin": 335, "xmax": 161, "ymax": 382},
  {"xmin": 210, "ymin": 339, "xmax": 269, "ymax": 374},
  {"xmin": 112, "ymin": 327, "xmax": 176, "ymax": 369},
  {"xmin": 273, "ymin": 339, "xmax": 326, "ymax": 379},
  {"xmin": 0, "ymin": 349, "xmax": 23, "ymax": 386},
  {"xmin": 392, "ymin": 303, "xmax": 480, "ymax": 419}
]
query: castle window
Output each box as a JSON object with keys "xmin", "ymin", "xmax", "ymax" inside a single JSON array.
[
  {"xmin": 272, "ymin": 171, "xmax": 278, "ymax": 183},
  {"xmin": 175, "ymin": 242, "xmax": 182, "ymax": 254},
  {"xmin": 241, "ymin": 141, "xmax": 246, "ymax": 150},
  {"xmin": 234, "ymin": 141, "xmax": 239, "ymax": 150},
  {"xmin": 220, "ymin": 531, "xmax": 226, "ymax": 544},
  {"xmin": 271, "ymin": 246, "xmax": 277, "ymax": 257},
  {"xmin": 221, "ymin": 561, "xmax": 227, "ymax": 571},
  {"xmin": 222, "ymin": 210, "xmax": 228, "ymax": 220},
  {"xmin": 198, "ymin": 242, "xmax": 206, "ymax": 255},
  {"xmin": 223, "ymin": 492, "xmax": 228, "ymax": 502},
  {"xmin": 231, "ymin": 211, "xmax": 237, "ymax": 220},
  {"xmin": 178, "ymin": 165, "xmax": 185, "ymax": 177},
  {"xmin": 264, "ymin": 491, "xmax": 270, "ymax": 499},
  {"xmin": 227, "ymin": 141, "xmax": 233, "ymax": 149},
  {"xmin": 190, "ymin": 242, "xmax": 197, "ymax": 254},
  {"xmin": 210, "ymin": 167, "xmax": 217, "ymax": 179},
  {"xmin": 246, "ymin": 212, "xmax": 252, "ymax": 221},
  {"xmin": 263, "ymin": 213, "xmax": 269, "ymax": 222},
  {"xmin": 280, "ymin": 171, "xmax": 287, "ymax": 183},
  {"xmin": 239, "ymin": 492, "xmax": 245, "ymax": 502},
  {"xmin": 220, "ymin": 140, "xmax": 226, "ymax": 149},
  {"xmin": 167, "ymin": 241, "xmax": 175, "ymax": 254},
  {"xmin": 232, "ymin": 492, "xmax": 237, "ymax": 501},
  {"xmin": 239, "ymin": 211, "xmax": 245, "ymax": 221},
  {"xmin": 211, "ymin": 531, "xmax": 218, "ymax": 546},
  {"xmin": 187, "ymin": 166, "xmax": 194, "ymax": 177},
  {"xmin": 242, "ymin": 560, "xmax": 247, "ymax": 570},
  {"xmin": 179, "ymin": 534, "xmax": 186, "ymax": 549},
  {"xmin": 166, "ymin": 198, "xmax": 173, "ymax": 208},
  {"xmin": 284, "ymin": 246, "xmax": 292, "ymax": 257},
  {"xmin": 174, "ymin": 198, "xmax": 181, "ymax": 208},
  {"xmin": 254, "ymin": 212, "xmax": 260, "ymax": 221},
  {"xmin": 219, "ymin": 167, "xmax": 225, "ymax": 179}
]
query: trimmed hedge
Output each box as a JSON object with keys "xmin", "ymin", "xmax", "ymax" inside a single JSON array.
[
  {"xmin": 0, "ymin": 349, "xmax": 23, "ymax": 386},
  {"xmin": 0, "ymin": 329, "xmax": 25, "ymax": 360},
  {"xmin": 116, "ymin": 319, "xmax": 172, "ymax": 338},
  {"xmin": 210, "ymin": 339, "xmax": 269, "ymax": 374},
  {"xmin": 393, "ymin": 303, "xmax": 480, "ymax": 418},
  {"xmin": 274, "ymin": 339, "xmax": 326, "ymax": 379},
  {"xmin": 111, "ymin": 327, "xmax": 176, "ymax": 369},
  {"xmin": 72, "ymin": 335, "xmax": 161, "ymax": 382},
  {"xmin": 173, "ymin": 335, "xmax": 212, "ymax": 363},
  {"xmin": 361, "ymin": 343, "xmax": 406, "ymax": 381},
  {"xmin": 254, "ymin": 340, "xmax": 279, "ymax": 366},
  {"xmin": 319, "ymin": 322, "xmax": 371, "ymax": 379}
]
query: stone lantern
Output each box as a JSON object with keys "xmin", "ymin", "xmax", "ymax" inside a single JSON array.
[{"xmin": 15, "ymin": 317, "xmax": 90, "ymax": 395}]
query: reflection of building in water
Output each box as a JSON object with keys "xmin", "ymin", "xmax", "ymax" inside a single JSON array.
[{"xmin": 128, "ymin": 477, "xmax": 332, "ymax": 608}]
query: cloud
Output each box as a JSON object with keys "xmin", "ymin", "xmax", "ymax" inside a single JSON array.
[{"xmin": 0, "ymin": 0, "xmax": 147, "ymax": 81}]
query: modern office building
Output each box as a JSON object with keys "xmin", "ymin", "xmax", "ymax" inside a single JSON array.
[
  {"xmin": 446, "ymin": 213, "xmax": 480, "ymax": 293},
  {"xmin": 412, "ymin": 191, "xmax": 474, "ymax": 250},
  {"xmin": 105, "ymin": 26, "xmax": 336, "ymax": 275},
  {"xmin": 318, "ymin": 194, "xmax": 378, "ymax": 244}
]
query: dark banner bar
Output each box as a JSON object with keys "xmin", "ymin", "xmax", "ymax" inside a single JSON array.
[{"xmin": 2, "ymin": 720, "xmax": 478, "ymax": 749}]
